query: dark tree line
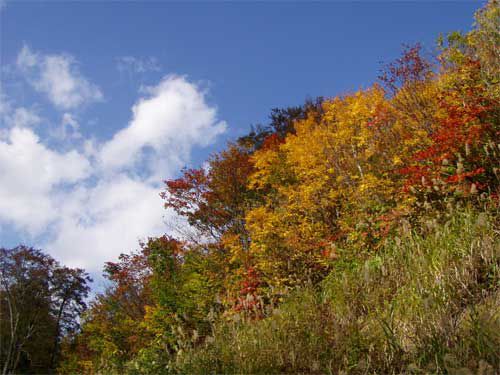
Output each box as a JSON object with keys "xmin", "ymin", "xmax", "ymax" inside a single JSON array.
[{"xmin": 0, "ymin": 246, "xmax": 91, "ymax": 374}]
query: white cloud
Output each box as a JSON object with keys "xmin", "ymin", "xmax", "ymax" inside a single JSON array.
[
  {"xmin": 16, "ymin": 45, "xmax": 37, "ymax": 68},
  {"xmin": 0, "ymin": 89, "xmax": 41, "ymax": 130},
  {"xmin": 0, "ymin": 74, "xmax": 226, "ymax": 274},
  {"xmin": 0, "ymin": 127, "xmax": 91, "ymax": 234},
  {"xmin": 17, "ymin": 45, "xmax": 103, "ymax": 110},
  {"xmin": 99, "ymin": 75, "xmax": 226, "ymax": 179},
  {"xmin": 47, "ymin": 175, "xmax": 167, "ymax": 270},
  {"xmin": 116, "ymin": 56, "xmax": 161, "ymax": 74}
]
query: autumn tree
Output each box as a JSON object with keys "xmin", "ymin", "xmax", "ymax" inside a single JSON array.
[
  {"xmin": 401, "ymin": 2, "xmax": 500, "ymax": 203},
  {"xmin": 0, "ymin": 246, "xmax": 90, "ymax": 374},
  {"xmin": 77, "ymin": 246, "xmax": 153, "ymax": 373},
  {"xmin": 64, "ymin": 2, "xmax": 499, "ymax": 373}
]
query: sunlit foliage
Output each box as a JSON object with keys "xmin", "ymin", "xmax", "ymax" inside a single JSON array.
[{"xmin": 62, "ymin": 2, "xmax": 500, "ymax": 373}]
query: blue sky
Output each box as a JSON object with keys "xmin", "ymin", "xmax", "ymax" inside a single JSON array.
[{"xmin": 0, "ymin": 1, "xmax": 482, "ymax": 279}]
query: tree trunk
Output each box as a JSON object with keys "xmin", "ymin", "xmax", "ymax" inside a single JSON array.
[{"xmin": 50, "ymin": 296, "xmax": 67, "ymax": 372}]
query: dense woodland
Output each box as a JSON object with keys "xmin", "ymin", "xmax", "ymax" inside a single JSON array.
[{"xmin": 1, "ymin": 1, "xmax": 499, "ymax": 374}]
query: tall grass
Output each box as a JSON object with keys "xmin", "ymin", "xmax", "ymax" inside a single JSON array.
[{"xmin": 175, "ymin": 208, "xmax": 499, "ymax": 374}]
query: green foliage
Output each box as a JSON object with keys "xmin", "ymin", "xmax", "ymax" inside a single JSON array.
[{"xmin": 177, "ymin": 208, "xmax": 500, "ymax": 374}]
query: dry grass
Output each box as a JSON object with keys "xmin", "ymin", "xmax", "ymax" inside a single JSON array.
[{"xmin": 176, "ymin": 208, "xmax": 500, "ymax": 374}]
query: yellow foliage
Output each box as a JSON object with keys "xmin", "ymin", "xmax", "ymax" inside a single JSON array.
[{"xmin": 244, "ymin": 86, "xmax": 422, "ymax": 287}]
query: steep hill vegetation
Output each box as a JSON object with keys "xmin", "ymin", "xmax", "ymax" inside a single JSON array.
[{"xmin": 59, "ymin": 2, "xmax": 499, "ymax": 374}]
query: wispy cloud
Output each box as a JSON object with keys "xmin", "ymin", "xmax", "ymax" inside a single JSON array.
[
  {"xmin": 50, "ymin": 112, "xmax": 82, "ymax": 140},
  {"xmin": 3, "ymin": 107, "xmax": 41, "ymax": 129},
  {"xmin": 116, "ymin": 56, "xmax": 161, "ymax": 74},
  {"xmin": 17, "ymin": 45, "xmax": 103, "ymax": 110}
]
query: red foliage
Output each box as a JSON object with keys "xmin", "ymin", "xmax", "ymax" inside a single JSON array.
[
  {"xmin": 400, "ymin": 60, "xmax": 497, "ymax": 197},
  {"xmin": 161, "ymin": 168, "xmax": 209, "ymax": 213},
  {"xmin": 233, "ymin": 267, "xmax": 262, "ymax": 316},
  {"xmin": 103, "ymin": 248, "xmax": 153, "ymax": 318},
  {"xmin": 379, "ymin": 43, "xmax": 433, "ymax": 95},
  {"xmin": 367, "ymin": 101, "xmax": 392, "ymax": 128},
  {"xmin": 161, "ymin": 146, "xmax": 254, "ymax": 239},
  {"xmin": 261, "ymin": 133, "xmax": 285, "ymax": 150}
]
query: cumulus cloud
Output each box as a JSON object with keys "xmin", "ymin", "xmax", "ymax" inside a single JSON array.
[
  {"xmin": 116, "ymin": 56, "xmax": 161, "ymax": 74},
  {"xmin": 17, "ymin": 45, "xmax": 103, "ymax": 110},
  {"xmin": 99, "ymin": 75, "xmax": 226, "ymax": 179},
  {"xmin": 0, "ymin": 127, "xmax": 91, "ymax": 234},
  {"xmin": 0, "ymin": 74, "xmax": 226, "ymax": 274},
  {"xmin": 47, "ymin": 175, "xmax": 167, "ymax": 270}
]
